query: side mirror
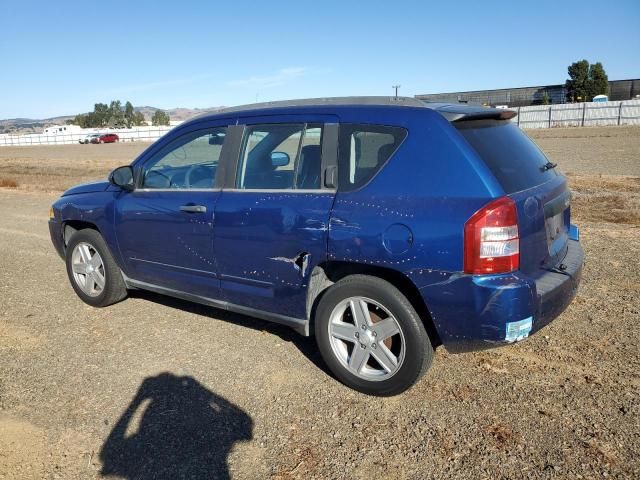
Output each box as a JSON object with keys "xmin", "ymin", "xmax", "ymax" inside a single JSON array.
[
  {"xmin": 109, "ymin": 165, "xmax": 134, "ymax": 191},
  {"xmin": 271, "ymin": 151, "xmax": 290, "ymax": 167}
]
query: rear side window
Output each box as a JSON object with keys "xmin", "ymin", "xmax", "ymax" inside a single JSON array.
[
  {"xmin": 237, "ymin": 123, "xmax": 323, "ymax": 190},
  {"xmin": 456, "ymin": 120, "xmax": 558, "ymax": 193},
  {"xmin": 338, "ymin": 124, "xmax": 407, "ymax": 192}
]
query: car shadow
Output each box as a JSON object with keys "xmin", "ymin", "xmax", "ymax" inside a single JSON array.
[
  {"xmin": 100, "ymin": 372, "xmax": 252, "ymax": 480},
  {"xmin": 127, "ymin": 290, "xmax": 332, "ymax": 377}
]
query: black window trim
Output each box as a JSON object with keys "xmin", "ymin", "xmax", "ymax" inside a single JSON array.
[{"xmin": 321, "ymin": 123, "xmax": 339, "ymax": 189}]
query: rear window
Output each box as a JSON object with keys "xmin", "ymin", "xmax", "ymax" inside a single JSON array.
[{"xmin": 456, "ymin": 120, "xmax": 558, "ymax": 193}]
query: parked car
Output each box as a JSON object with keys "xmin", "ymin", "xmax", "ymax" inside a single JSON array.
[
  {"xmin": 79, "ymin": 133, "xmax": 101, "ymax": 144},
  {"xmin": 48, "ymin": 97, "xmax": 583, "ymax": 396},
  {"xmin": 91, "ymin": 133, "xmax": 119, "ymax": 144}
]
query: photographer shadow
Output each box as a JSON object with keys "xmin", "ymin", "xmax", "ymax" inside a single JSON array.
[{"xmin": 100, "ymin": 372, "xmax": 252, "ymax": 479}]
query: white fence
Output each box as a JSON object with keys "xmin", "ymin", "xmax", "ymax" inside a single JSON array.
[
  {"xmin": 0, "ymin": 125, "xmax": 174, "ymax": 146},
  {"xmin": 513, "ymin": 100, "xmax": 640, "ymax": 129}
]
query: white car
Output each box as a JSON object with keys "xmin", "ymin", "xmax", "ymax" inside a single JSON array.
[{"xmin": 79, "ymin": 133, "xmax": 101, "ymax": 144}]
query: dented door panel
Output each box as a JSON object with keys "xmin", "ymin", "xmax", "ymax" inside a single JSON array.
[{"xmin": 213, "ymin": 191, "xmax": 335, "ymax": 318}]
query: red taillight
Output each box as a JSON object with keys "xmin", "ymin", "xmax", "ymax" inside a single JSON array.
[{"xmin": 464, "ymin": 197, "xmax": 519, "ymax": 274}]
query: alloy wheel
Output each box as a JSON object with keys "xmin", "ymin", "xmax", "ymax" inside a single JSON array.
[
  {"xmin": 328, "ymin": 296, "xmax": 406, "ymax": 381},
  {"xmin": 71, "ymin": 242, "xmax": 106, "ymax": 297}
]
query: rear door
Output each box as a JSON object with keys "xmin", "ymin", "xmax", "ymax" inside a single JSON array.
[
  {"xmin": 213, "ymin": 115, "xmax": 338, "ymax": 319},
  {"xmin": 455, "ymin": 119, "xmax": 568, "ymax": 274}
]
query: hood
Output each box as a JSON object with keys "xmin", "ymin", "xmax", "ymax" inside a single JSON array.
[{"xmin": 62, "ymin": 180, "xmax": 110, "ymax": 197}]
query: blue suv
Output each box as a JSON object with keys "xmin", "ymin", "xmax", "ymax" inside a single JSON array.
[{"xmin": 49, "ymin": 97, "xmax": 583, "ymax": 395}]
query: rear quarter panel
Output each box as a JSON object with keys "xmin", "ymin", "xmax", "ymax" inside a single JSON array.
[{"xmin": 328, "ymin": 108, "xmax": 504, "ymax": 287}]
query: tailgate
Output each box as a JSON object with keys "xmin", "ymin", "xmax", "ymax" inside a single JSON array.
[{"xmin": 510, "ymin": 176, "xmax": 570, "ymax": 274}]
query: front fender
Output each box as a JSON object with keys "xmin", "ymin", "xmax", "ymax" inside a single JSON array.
[{"xmin": 53, "ymin": 191, "xmax": 123, "ymax": 269}]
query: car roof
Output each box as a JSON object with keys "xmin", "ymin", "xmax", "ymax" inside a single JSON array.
[{"xmin": 188, "ymin": 96, "xmax": 515, "ymax": 123}]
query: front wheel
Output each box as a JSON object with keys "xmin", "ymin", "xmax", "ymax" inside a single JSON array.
[
  {"xmin": 315, "ymin": 275, "xmax": 434, "ymax": 396},
  {"xmin": 65, "ymin": 229, "xmax": 127, "ymax": 307}
]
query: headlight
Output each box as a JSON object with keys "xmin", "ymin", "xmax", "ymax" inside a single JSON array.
[{"xmin": 49, "ymin": 206, "xmax": 55, "ymax": 219}]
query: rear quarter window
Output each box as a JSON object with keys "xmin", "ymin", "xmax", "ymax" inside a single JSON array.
[
  {"xmin": 338, "ymin": 124, "xmax": 407, "ymax": 192},
  {"xmin": 456, "ymin": 120, "xmax": 558, "ymax": 194}
]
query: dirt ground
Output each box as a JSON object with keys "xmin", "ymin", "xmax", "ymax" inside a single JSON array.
[{"xmin": 0, "ymin": 126, "xmax": 638, "ymax": 479}]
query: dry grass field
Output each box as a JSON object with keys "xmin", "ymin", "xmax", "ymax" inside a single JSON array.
[{"xmin": 0, "ymin": 126, "xmax": 638, "ymax": 479}]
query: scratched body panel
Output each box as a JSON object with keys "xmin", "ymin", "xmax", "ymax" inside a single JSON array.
[{"xmin": 214, "ymin": 191, "xmax": 333, "ymax": 318}]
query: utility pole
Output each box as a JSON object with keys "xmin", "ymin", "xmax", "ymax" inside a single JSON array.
[{"xmin": 392, "ymin": 85, "xmax": 401, "ymax": 98}]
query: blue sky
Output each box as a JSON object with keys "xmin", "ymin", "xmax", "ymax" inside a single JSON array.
[{"xmin": 1, "ymin": 0, "xmax": 638, "ymax": 119}]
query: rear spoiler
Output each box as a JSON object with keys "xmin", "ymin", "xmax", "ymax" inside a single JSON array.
[{"xmin": 422, "ymin": 102, "xmax": 517, "ymax": 122}]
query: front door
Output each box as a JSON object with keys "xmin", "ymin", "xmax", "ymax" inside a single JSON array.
[
  {"xmin": 214, "ymin": 119, "xmax": 337, "ymax": 319},
  {"xmin": 114, "ymin": 125, "xmax": 229, "ymax": 298}
]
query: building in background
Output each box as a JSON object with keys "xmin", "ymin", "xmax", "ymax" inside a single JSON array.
[{"xmin": 416, "ymin": 79, "xmax": 640, "ymax": 107}]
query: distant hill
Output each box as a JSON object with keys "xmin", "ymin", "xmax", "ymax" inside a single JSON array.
[
  {"xmin": 132, "ymin": 106, "xmax": 226, "ymax": 122},
  {"xmin": 0, "ymin": 106, "xmax": 226, "ymax": 134}
]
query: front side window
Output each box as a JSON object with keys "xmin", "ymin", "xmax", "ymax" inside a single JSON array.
[
  {"xmin": 237, "ymin": 123, "xmax": 323, "ymax": 190},
  {"xmin": 142, "ymin": 127, "xmax": 227, "ymax": 189},
  {"xmin": 337, "ymin": 124, "xmax": 407, "ymax": 191}
]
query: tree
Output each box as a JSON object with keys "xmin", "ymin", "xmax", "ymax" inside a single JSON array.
[
  {"xmin": 541, "ymin": 90, "xmax": 551, "ymax": 105},
  {"xmin": 589, "ymin": 62, "xmax": 609, "ymax": 98},
  {"xmin": 151, "ymin": 110, "xmax": 170, "ymax": 126},
  {"xmin": 94, "ymin": 103, "xmax": 109, "ymax": 127},
  {"xmin": 133, "ymin": 111, "xmax": 146, "ymax": 126},
  {"xmin": 566, "ymin": 59, "xmax": 590, "ymax": 102},
  {"xmin": 107, "ymin": 100, "xmax": 125, "ymax": 127},
  {"xmin": 124, "ymin": 101, "xmax": 135, "ymax": 128},
  {"xmin": 565, "ymin": 59, "xmax": 609, "ymax": 102},
  {"xmin": 67, "ymin": 100, "xmax": 155, "ymax": 128}
]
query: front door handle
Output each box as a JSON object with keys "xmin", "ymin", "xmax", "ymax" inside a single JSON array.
[{"xmin": 180, "ymin": 204, "xmax": 207, "ymax": 213}]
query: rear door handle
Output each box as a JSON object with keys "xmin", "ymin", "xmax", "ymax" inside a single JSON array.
[{"xmin": 180, "ymin": 204, "xmax": 207, "ymax": 213}]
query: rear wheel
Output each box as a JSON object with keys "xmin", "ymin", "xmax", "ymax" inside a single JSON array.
[
  {"xmin": 315, "ymin": 275, "xmax": 434, "ymax": 396},
  {"xmin": 65, "ymin": 229, "xmax": 127, "ymax": 307}
]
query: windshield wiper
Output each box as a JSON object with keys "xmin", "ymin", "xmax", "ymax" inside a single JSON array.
[{"xmin": 541, "ymin": 161, "xmax": 557, "ymax": 172}]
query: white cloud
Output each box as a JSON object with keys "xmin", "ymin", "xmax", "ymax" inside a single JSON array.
[
  {"xmin": 227, "ymin": 67, "xmax": 306, "ymax": 89},
  {"xmin": 99, "ymin": 73, "xmax": 215, "ymax": 96}
]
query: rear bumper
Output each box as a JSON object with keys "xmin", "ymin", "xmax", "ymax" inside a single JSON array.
[
  {"xmin": 49, "ymin": 219, "xmax": 65, "ymax": 260},
  {"xmin": 531, "ymin": 239, "xmax": 583, "ymax": 333},
  {"xmin": 422, "ymin": 239, "xmax": 584, "ymax": 353}
]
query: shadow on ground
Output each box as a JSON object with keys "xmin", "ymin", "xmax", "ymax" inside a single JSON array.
[
  {"xmin": 128, "ymin": 290, "xmax": 332, "ymax": 376},
  {"xmin": 100, "ymin": 372, "xmax": 251, "ymax": 479}
]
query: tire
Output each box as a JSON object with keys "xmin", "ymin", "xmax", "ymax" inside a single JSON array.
[
  {"xmin": 65, "ymin": 229, "xmax": 127, "ymax": 307},
  {"xmin": 315, "ymin": 275, "xmax": 434, "ymax": 396}
]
